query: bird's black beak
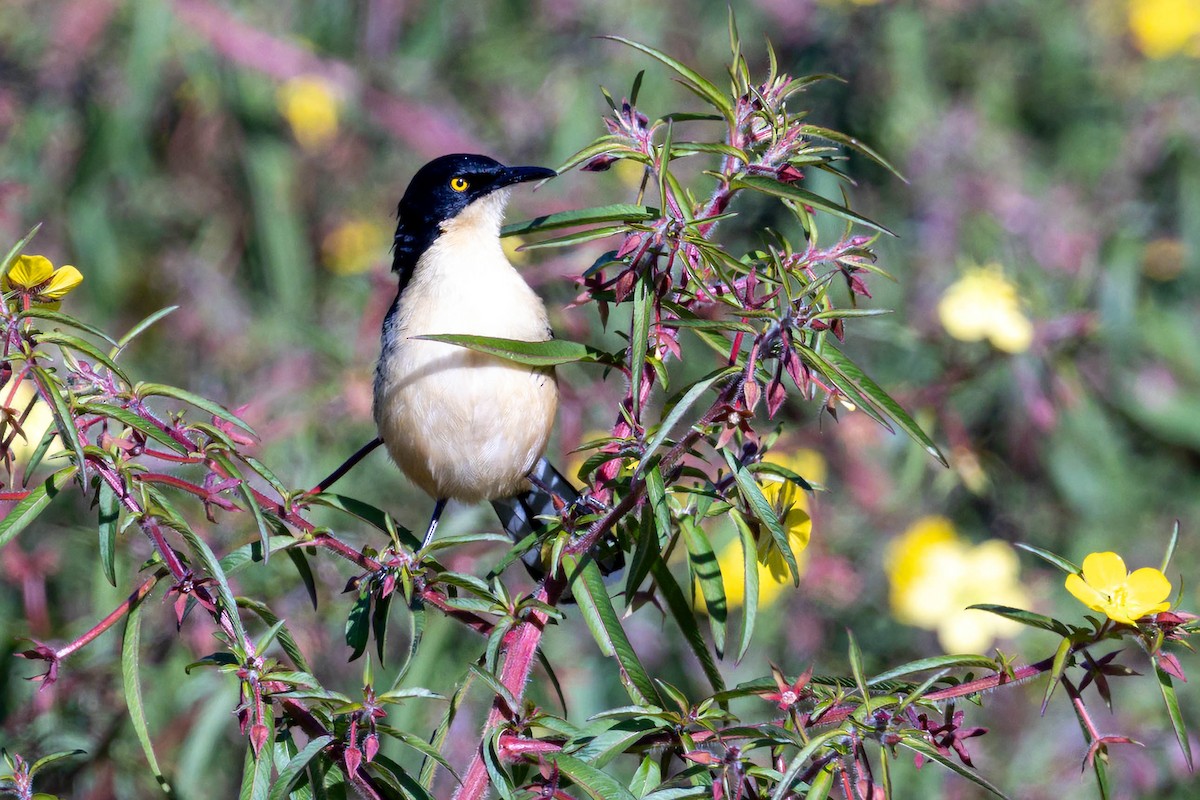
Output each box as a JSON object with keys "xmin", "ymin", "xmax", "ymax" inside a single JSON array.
[{"xmin": 494, "ymin": 165, "xmax": 557, "ymax": 188}]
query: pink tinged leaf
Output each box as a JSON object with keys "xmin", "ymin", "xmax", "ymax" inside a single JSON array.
[
  {"xmin": 616, "ymin": 234, "xmax": 643, "ymax": 259},
  {"xmin": 380, "ymin": 573, "xmax": 396, "ymax": 599},
  {"xmin": 831, "ymin": 318, "xmax": 846, "ymax": 341},
  {"xmin": 766, "ymin": 379, "xmax": 787, "ymax": 418},
  {"xmin": 613, "ymin": 270, "xmax": 636, "ymax": 302},
  {"xmin": 250, "ymin": 723, "xmax": 269, "ymax": 755},
  {"xmin": 776, "ymin": 164, "xmax": 804, "ymax": 183},
  {"xmin": 344, "ymin": 744, "xmax": 362, "ymax": 777},
  {"xmin": 1159, "ymin": 652, "xmax": 1187, "ymax": 682},
  {"xmin": 742, "ymin": 379, "xmax": 761, "ymax": 412},
  {"xmin": 581, "ymin": 154, "xmax": 617, "ymax": 172},
  {"xmin": 364, "ymin": 733, "xmax": 380, "ymax": 763},
  {"xmin": 682, "ymin": 750, "xmax": 720, "ymax": 766}
]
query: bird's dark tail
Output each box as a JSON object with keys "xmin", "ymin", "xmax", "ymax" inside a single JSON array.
[{"xmin": 491, "ymin": 458, "xmax": 623, "ymax": 582}]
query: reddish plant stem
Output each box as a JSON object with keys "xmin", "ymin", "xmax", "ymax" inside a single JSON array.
[{"xmin": 54, "ymin": 572, "xmax": 162, "ymax": 661}]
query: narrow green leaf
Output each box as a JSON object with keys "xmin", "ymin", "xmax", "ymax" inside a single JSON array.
[
  {"xmin": 649, "ymin": 556, "xmax": 725, "ymax": 694},
  {"xmin": 0, "ymin": 465, "xmax": 77, "ymax": 550},
  {"xmin": 732, "ymin": 511, "xmax": 759, "ymax": 664},
  {"xmin": 27, "ymin": 750, "xmax": 85, "ymax": 778},
  {"xmin": 286, "ymin": 548, "xmax": 319, "ymax": 610},
  {"xmin": 419, "ymin": 668, "xmax": 474, "ymax": 789},
  {"xmin": 21, "ymin": 427, "xmax": 59, "ymax": 480},
  {"xmin": 238, "ymin": 598, "xmax": 312, "ymax": 674},
  {"xmin": 1156, "ymin": 661, "xmax": 1193, "ymax": 770},
  {"xmin": 372, "ymin": 591, "xmax": 392, "ymax": 665},
  {"xmin": 503, "ymin": 204, "xmax": 658, "ymax": 237},
  {"xmin": 638, "ymin": 367, "xmax": 736, "ymax": 467},
  {"xmin": 868, "ymin": 654, "xmax": 998, "ymax": 685},
  {"xmin": 98, "ymin": 479, "xmax": 119, "ymax": 587},
  {"xmin": 16, "ymin": 307, "xmax": 118, "ymax": 345},
  {"xmin": 345, "ymin": 589, "xmax": 371, "ymax": 662},
  {"xmin": 681, "ymin": 518, "xmax": 725, "ymax": 658},
  {"xmin": 770, "ymin": 730, "xmax": 845, "ymax": 800},
  {"xmin": 468, "ymin": 662, "xmax": 519, "ymax": 714},
  {"xmin": 604, "ymin": 37, "xmax": 734, "ymax": 121},
  {"xmin": 967, "ymin": 604, "xmax": 1070, "ymax": 636},
  {"xmin": 798, "ymin": 124, "xmax": 905, "ymax": 180},
  {"xmin": 1162, "ymin": 520, "xmax": 1180, "ymax": 573},
  {"xmin": 547, "ymin": 753, "xmax": 638, "ymax": 800},
  {"xmin": 820, "ymin": 346, "xmax": 947, "ymax": 466},
  {"xmin": 725, "ymin": 451, "xmax": 798, "ymax": 585},
  {"xmin": 1015, "ymin": 543, "xmax": 1080, "ymax": 575},
  {"xmin": 239, "ymin": 733, "xmax": 273, "ymax": 800},
  {"xmin": 630, "ymin": 276, "xmax": 652, "ymax": 419},
  {"xmin": 136, "ymin": 383, "xmax": 254, "ymax": 433},
  {"xmin": 847, "ymin": 630, "xmax": 869, "ymax": 713},
  {"xmin": 1042, "ymin": 637, "xmax": 1073, "ymax": 713},
  {"xmin": 895, "ymin": 737, "xmax": 1010, "ymax": 799},
  {"xmin": 567, "ymin": 556, "xmax": 661, "ymax": 706},
  {"xmin": 268, "ymin": 735, "xmax": 332, "ymax": 800},
  {"xmin": 33, "ymin": 331, "xmax": 129, "ymax": 383},
  {"xmin": 413, "ymin": 333, "xmax": 615, "ymax": 367},
  {"xmin": 517, "ymin": 225, "xmax": 627, "ymax": 251},
  {"xmin": 29, "ymin": 366, "xmax": 85, "ymax": 477},
  {"xmin": 113, "ymin": 305, "xmax": 179, "ymax": 355},
  {"xmin": 122, "ymin": 591, "xmax": 173, "ymax": 793},
  {"xmin": 730, "ymin": 175, "xmax": 895, "ymax": 235},
  {"xmin": 75, "ymin": 402, "xmax": 190, "ymax": 454},
  {"xmin": 0, "ymin": 223, "xmax": 43, "ymax": 281}
]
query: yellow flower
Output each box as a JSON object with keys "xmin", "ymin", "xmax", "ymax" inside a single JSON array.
[
  {"xmin": 3, "ymin": 255, "xmax": 83, "ymax": 309},
  {"xmin": 277, "ymin": 76, "xmax": 339, "ymax": 150},
  {"xmin": 322, "ymin": 220, "xmax": 387, "ymax": 275},
  {"xmin": 886, "ymin": 516, "xmax": 1029, "ymax": 652},
  {"xmin": 1128, "ymin": 0, "xmax": 1200, "ymax": 59},
  {"xmin": 706, "ymin": 449, "xmax": 824, "ymax": 610},
  {"xmin": 1065, "ymin": 552, "xmax": 1172, "ymax": 625},
  {"xmin": 937, "ymin": 264, "xmax": 1033, "ymax": 354}
]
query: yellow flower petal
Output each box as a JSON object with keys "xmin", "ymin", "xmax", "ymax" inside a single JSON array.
[
  {"xmin": 1126, "ymin": 567, "xmax": 1172, "ymax": 610},
  {"xmin": 41, "ymin": 265, "xmax": 83, "ymax": 300},
  {"xmin": 1129, "ymin": 0, "xmax": 1200, "ymax": 59},
  {"xmin": 1080, "ymin": 552, "xmax": 1128, "ymax": 593},
  {"xmin": 5, "ymin": 254, "xmax": 55, "ymax": 290},
  {"xmin": 277, "ymin": 76, "xmax": 340, "ymax": 150},
  {"xmin": 1064, "ymin": 572, "xmax": 1108, "ymax": 614}
]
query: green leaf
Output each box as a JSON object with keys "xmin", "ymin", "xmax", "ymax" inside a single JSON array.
[
  {"xmin": 372, "ymin": 591, "xmax": 392, "ymax": 665},
  {"xmin": 638, "ymin": 367, "xmax": 736, "ymax": 467},
  {"xmin": 113, "ymin": 305, "xmax": 178, "ymax": 355},
  {"xmin": 308, "ymin": 494, "xmax": 418, "ymax": 547},
  {"xmin": 567, "ymin": 556, "xmax": 661, "ymax": 706},
  {"xmin": 770, "ymin": 730, "xmax": 845, "ymax": 800},
  {"xmin": 33, "ymin": 330, "xmax": 129, "ymax": 383},
  {"xmin": 1156, "ymin": 660, "xmax": 1193, "ymax": 770},
  {"xmin": 868, "ymin": 654, "xmax": 998, "ymax": 685},
  {"xmin": 136, "ymin": 383, "xmax": 254, "ymax": 434},
  {"xmin": 15, "ymin": 307, "xmax": 118, "ymax": 345},
  {"xmin": 29, "ymin": 366, "xmax": 85, "ymax": 476},
  {"xmin": 1042, "ymin": 637, "xmax": 1073, "ymax": 713},
  {"xmin": 502, "ymin": 204, "xmax": 659, "ymax": 237},
  {"xmin": 238, "ymin": 598, "xmax": 313, "ymax": 674},
  {"xmin": 725, "ymin": 451, "xmax": 799, "ymax": 585},
  {"xmin": 517, "ymin": 225, "xmax": 628, "ymax": 251},
  {"xmin": 732, "ymin": 511, "xmax": 759, "ymax": 664},
  {"xmin": 98, "ymin": 479, "xmax": 119, "ymax": 587},
  {"xmin": 1015, "ymin": 543, "xmax": 1080, "ymax": 575},
  {"xmin": 820, "ymin": 346, "xmax": 947, "ymax": 466},
  {"xmin": 895, "ymin": 737, "xmax": 1010, "ymax": 799},
  {"xmin": 413, "ymin": 333, "xmax": 615, "ymax": 367},
  {"xmin": 730, "ymin": 175, "xmax": 895, "ymax": 236},
  {"xmin": 1162, "ymin": 520, "xmax": 1180, "ymax": 573},
  {"xmin": 74, "ymin": 402, "xmax": 190, "ymax": 454},
  {"xmin": 345, "ymin": 589, "xmax": 371, "ymax": 662},
  {"xmin": 798, "ymin": 124, "xmax": 906, "ymax": 181},
  {"xmin": 419, "ymin": 668, "xmax": 474, "ymax": 789},
  {"xmin": 0, "ymin": 465, "xmax": 77, "ymax": 550},
  {"xmin": 547, "ymin": 753, "xmax": 639, "ymax": 800},
  {"xmin": 286, "ymin": 548, "xmax": 319, "ymax": 610},
  {"xmin": 681, "ymin": 518, "xmax": 725, "ymax": 658},
  {"xmin": 603, "ymin": 37, "xmax": 734, "ymax": 122},
  {"xmin": 268, "ymin": 735, "xmax": 332, "ymax": 800},
  {"xmin": 239, "ymin": 731, "xmax": 274, "ymax": 800},
  {"xmin": 0, "ymin": 223, "xmax": 43, "ymax": 282},
  {"xmin": 967, "ymin": 604, "xmax": 1070, "ymax": 636},
  {"xmin": 122, "ymin": 590, "xmax": 173, "ymax": 793},
  {"xmin": 649, "ymin": 557, "xmax": 725, "ymax": 694},
  {"xmin": 630, "ymin": 276, "xmax": 652, "ymax": 419},
  {"xmin": 27, "ymin": 750, "xmax": 85, "ymax": 778}
]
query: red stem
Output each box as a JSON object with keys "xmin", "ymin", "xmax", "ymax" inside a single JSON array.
[{"xmin": 56, "ymin": 572, "xmax": 162, "ymax": 661}]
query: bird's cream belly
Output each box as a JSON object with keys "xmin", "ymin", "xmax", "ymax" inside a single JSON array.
[{"xmin": 376, "ymin": 344, "xmax": 557, "ymax": 503}]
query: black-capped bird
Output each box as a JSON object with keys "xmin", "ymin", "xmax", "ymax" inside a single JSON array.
[{"xmin": 373, "ymin": 153, "xmax": 574, "ymax": 548}]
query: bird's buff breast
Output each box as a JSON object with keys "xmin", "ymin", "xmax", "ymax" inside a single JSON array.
[{"xmin": 374, "ymin": 265, "xmax": 558, "ymax": 503}]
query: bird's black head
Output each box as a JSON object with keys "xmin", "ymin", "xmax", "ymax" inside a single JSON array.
[{"xmin": 391, "ymin": 154, "xmax": 555, "ymax": 289}]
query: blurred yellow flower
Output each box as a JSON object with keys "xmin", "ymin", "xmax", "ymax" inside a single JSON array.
[
  {"xmin": 3, "ymin": 255, "xmax": 83, "ymax": 310},
  {"xmin": 707, "ymin": 449, "xmax": 824, "ymax": 610},
  {"xmin": 937, "ymin": 264, "xmax": 1033, "ymax": 353},
  {"xmin": 1, "ymin": 378, "xmax": 62, "ymax": 466},
  {"xmin": 1128, "ymin": 0, "xmax": 1200, "ymax": 58},
  {"xmin": 502, "ymin": 234, "xmax": 528, "ymax": 266},
  {"xmin": 886, "ymin": 516, "xmax": 1029, "ymax": 652},
  {"xmin": 322, "ymin": 220, "xmax": 387, "ymax": 275},
  {"xmin": 277, "ymin": 76, "xmax": 339, "ymax": 150},
  {"xmin": 1065, "ymin": 551, "xmax": 1172, "ymax": 625}
]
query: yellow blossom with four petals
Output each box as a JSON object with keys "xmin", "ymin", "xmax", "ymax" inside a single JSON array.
[
  {"xmin": 3, "ymin": 255, "xmax": 83, "ymax": 309},
  {"xmin": 1128, "ymin": 0, "xmax": 1200, "ymax": 59},
  {"xmin": 937, "ymin": 264, "xmax": 1033, "ymax": 354},
  {"xmin": 277, "ymin": 76, "xmax": 340, "ymax": 151},
  {"xmin": 1065, "ymin": 551, "xmax": 1172, "ymax": 625}
]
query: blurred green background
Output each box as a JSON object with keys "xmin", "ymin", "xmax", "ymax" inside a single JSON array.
[{"xmin": 2, "ymin": 0, "xmax": 1200, "ymax": 797}]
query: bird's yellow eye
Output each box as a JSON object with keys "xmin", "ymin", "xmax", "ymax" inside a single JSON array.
[{"xmin": 449, "ymin": 176, "xmax": 470, "ymax": 192}]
